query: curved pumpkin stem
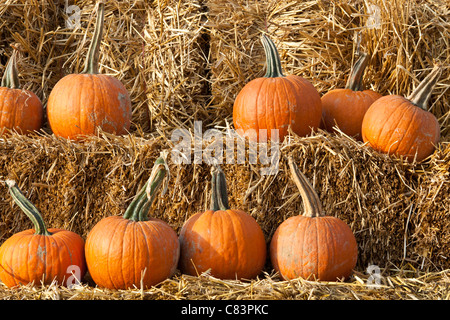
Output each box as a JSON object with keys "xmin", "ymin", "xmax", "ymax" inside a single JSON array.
[
  {"xmin": 261, "ymin": 34, "xmax": 285, "ymax": 78},
  {"xmin": 5, "ymin": 180, "xmax": 51, "ymax": 236},
  {"xmin": 287, "ymin": 157, "xmax": 323, "ymax": 218},
  {"xmin": 407, "ymin": 65, "xmax": 443, "ymax": 111},
  {"xmin": 345, "ymin": 53, "xmax": 369, "ymax": 91},
  {"xmin": 82, "ymin": 2, "xmax": 105, "ymax": 74},
  {"xmin": 123, "ymin": 154, "xmax": 169, "ymax": 222},
  {"xmin": 1, "ymin": 48, "xmax": 20, "ymax": 89},
  {"xmin": 210, "ymin": 164, "xmax": 230, "ymax": 211}
]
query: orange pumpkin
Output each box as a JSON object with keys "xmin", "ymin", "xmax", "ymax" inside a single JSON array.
[
  {"xmin": 85, "ymin": 156, "xmax": 180, "ymax": 289},
  {"xmin": 321, "ymin": 53, "xmax": 382, "ymax": 140},
  {"xmin": 179, "ymin": 165, "xmax": 266, "ymax": 280},
  {"xmin": 0, "ymin": 47, "xmax": 43, "ymax": 135},
  {"xmin": 233, "ymin": 34, "xmax": 321, "ymax": 142},
  {"xmin": 361, "ymin": 65, "xmax": 442, "ymax": 162},
  {"xmin": 0, "ymin": 180, "xmax": 86, "ymax": 288},
  {"xmin": 270, "ymin": 158, "xmax": 358, "ymax": 281},
  {"xmin": 47, "ymin": 2, "xmax": 131, "ymax": 141}
]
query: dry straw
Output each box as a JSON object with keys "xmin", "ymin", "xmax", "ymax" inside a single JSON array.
[
  {"xmin": 207, "ymin": 0, "xmax": 449, "ymax": 136},
  {"xmin": 0, "ymin": 0, "xmax": 449, "ymax": 299},
  {"xmin": 0, "ymin": 130, "xmax": 448, "ymax": 271},
  {"xmin": 0, "ymin": 268, "xmax": 449, "ymax": 300}
]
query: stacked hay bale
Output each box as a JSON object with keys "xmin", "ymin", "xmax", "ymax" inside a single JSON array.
[
  {"xmin": 0, "ymin": 0, "xmax": 448, "ymax": 288},
  {"xmin": 1, "ymin": 132, "xmax": 448, "ymax": 272}
]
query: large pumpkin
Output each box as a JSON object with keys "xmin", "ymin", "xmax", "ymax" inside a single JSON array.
[
  {"xmin": 270, "ymin": 158, "xmax": 358, "ymax": 281},
  {"xmin": 179, "ymin": 165, "xmax": 267, "ymax": 280},
  {"xmin": 361, "ymin": 65, "xmax": 442, "ymax": 162},
  {"xmin": 47, "ymin": 2, "xmax": 131, "ymax": 141},
  {"xmin": 85, "ymin": 156, "xmax": 180, "ymax": 290},
  {"xmin": 0, "ymin": 180, "xmax": 86, "ymax": 288},
  {"xmin": 321, "ymin": 53, "xmax": 382, "ymax": 140},
  {"xmin": 233, "ymin": 34, "xmax": 321, "ymax": 142},
  {"xmin": 0, "ymin": 46, "xmax": 43, "ymax": 135}
]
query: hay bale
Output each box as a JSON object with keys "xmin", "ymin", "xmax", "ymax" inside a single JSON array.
[
  {"xmin": 207, "ymin": 0, "xmax": 450, "ymax": 136},
  {"xmin": 0, "ymin": 0, "xmax": 209, "ymax": 133},
  {"xmin": 0, "ymin": 130, "xmax": 448, "ymax": 272},
  {"xmin": 0, "ymin": 132, "xmax": 167, "ymax": 239},
  {"xmin": 1, "ymin": 0, "xmax": 447, "ymax": 136},
  {"xmin": 141, "ymin": 0, "xmax": 210, "ymax": 132},
  {"xmin": 410, "ymin": 142, "xmax": 450, "ymax": 270}
]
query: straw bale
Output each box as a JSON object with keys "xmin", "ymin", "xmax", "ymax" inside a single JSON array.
[
  {"xmin": 207, "ymin": 0, "xmax": 450, "ymax": 136},
  {"xmin": 410, "ymin": 142, "xmax": 450, "ymax": 270},
  {"xmin": 0, "ymin": 130, "xmax": 448, "ymax": 272},
  {"xmin": 141, "ymin": 0, "xmax": 210, "ymax": 132},
  {"xmin": 0, "ymin": 0, "xmax": 208, "ymax": 133}
]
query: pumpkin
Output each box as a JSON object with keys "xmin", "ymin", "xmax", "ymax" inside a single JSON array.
[
  {"xmin": 361, "ymin": 65, "xmax": 442, "ymax": 162},
  {"xmin": 85, "ymin": 155, "xmax": 180, "ymax": 290},
  {"xmin": 0, "ymin": 180, "xmax": 86, "ymax": 288},
  {"xmin": 270, "ymin": 157, "xmax": 358, "ymax": 281},
  {"xmin": 0, "ymin": 46, "xmax": 43, "ymax": 135},
  {"xmin": 233, "ymin": 34, "xmax": 322, "ymax": 142},
  {"xmin": 179, "ymin": 165, "xmax": 266, "ymax": 280},
  {"xmin": 46, "ymin": 2, "xmax": 131, "ymax": 141},
  {"xmin": 320, "ymin": 53, "xmax": 382, "ymax": 140}
]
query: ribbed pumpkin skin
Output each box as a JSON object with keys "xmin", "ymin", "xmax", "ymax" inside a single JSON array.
[
  {"xmin": 270, "ymin": 215, "xmax": 357, "ymax": 281},
  {"xmin": 46, "ymin": 74, "xmax": 131, "ymax": 140},
  {"xmin": 0, "ymin": 228, "xmax": 86, "ymax": 288},
  {"xmin": 233, "ymin": 75, "xmax": 322, "ymax": 142},
  {"xmin": 361, "ymin": 95, "xmax": 440, "ymax": 162},
  {"xmin": 179, "ymin": 209, "xmax": 267, "ymax": 280},
  {"xmin": 85, "ymin": 216, "xmax": 180, "ymax": 290},
  {"xmin": 0, "ymin": 87, "xmax": 43, "ymax": 135},
  {"xmin": 321, "ymin": 89, "xmax": 382, "ymax": 140}
]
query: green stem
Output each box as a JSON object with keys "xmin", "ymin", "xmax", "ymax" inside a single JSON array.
[
  {"xmin": 5, "ymin": 180, "xmax": 51, "ymax": 236},
  {"xmin": 407, "ymin": 65, "xmax": 443, "ymax": 111},
  {"xmin": 345, "ymin": 53, "xmax": 369, "ymax": 91},
  {"xmin": 287, "ymin": 157, "xmax": 323, "ymax": 218},
  {"xmin": 261, "ymin": 34, "xmax": 285, "ymax": 78},
  {"xmin": 123, "ymin": 157, "xmax": 167, "ymax": 221},
  {"xmin": 1, "ymin": 49, "xmax": 20, "ymax": 89},
  {"xmin": 209, "ymin": 165, "xmax": 230, "ymax": 211},
  {"xmin": 82, "ymin": 2, "xmax": 105, "ymax": 74}
]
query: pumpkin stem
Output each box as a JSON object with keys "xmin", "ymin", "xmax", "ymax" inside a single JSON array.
[
  {"xmin": 345, "ymin": 53, "xmax": 369, "ymax": 91},
  {"xmin": 123, "ymin": 155, "xmax": 168, "ymax": 222},
  {"xmin": 407, "ymin": 65, "xmax": 443, "ymax": 111},
  {"xmin": 210, "ymin": 164, "xmax": 230, "ymax": 211},
  {"xmin": 82, "ymin": 2, "xmax": 105, "ymax": 74},
  {"xmin": 1, "ymin": 48, "xmax": 20, "ymax": 89},
  {"xmin": 287, "ymin": 157, "xmax": 323, "ymax": 218},
  {"xmin": 5, "ymin": 180, "xmax": 52, "ymax": 236},
  {"xmin": 261, "ymin": 34, "xmax": 285, "ymax": 78}
]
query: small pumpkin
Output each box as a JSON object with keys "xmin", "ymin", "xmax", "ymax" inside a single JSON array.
[
  {"xmin": 361, "ymin": 65, "xmax": 442, "ymax": 162},
  {"xmin": 179, "ymin": 165, "xmax": 266, "ymax": 280},
  {"xmin": 321, "ymin": 53, "xmax": 382, "ymax": 140},
  {"xmin": 233, "ymin": 34, "xmax": 322, "ymax": 142},
  {"xmin": 85, "ymin": 155, "xmax": 180, "ymax": 290},
  {"xmin": 0, "ymin": 180, "xmax": 86, "ymax": 288},
  {"xmin": 0, "ymin": 46, "xmax": 43, "ymax": 135},
  {"xmin": 270, "ymin": 157, "xmax": 358, "ymax": 281},
  {"xmin": 47, "ymin": 2, "xmax": 131, "ymax": 141}
]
